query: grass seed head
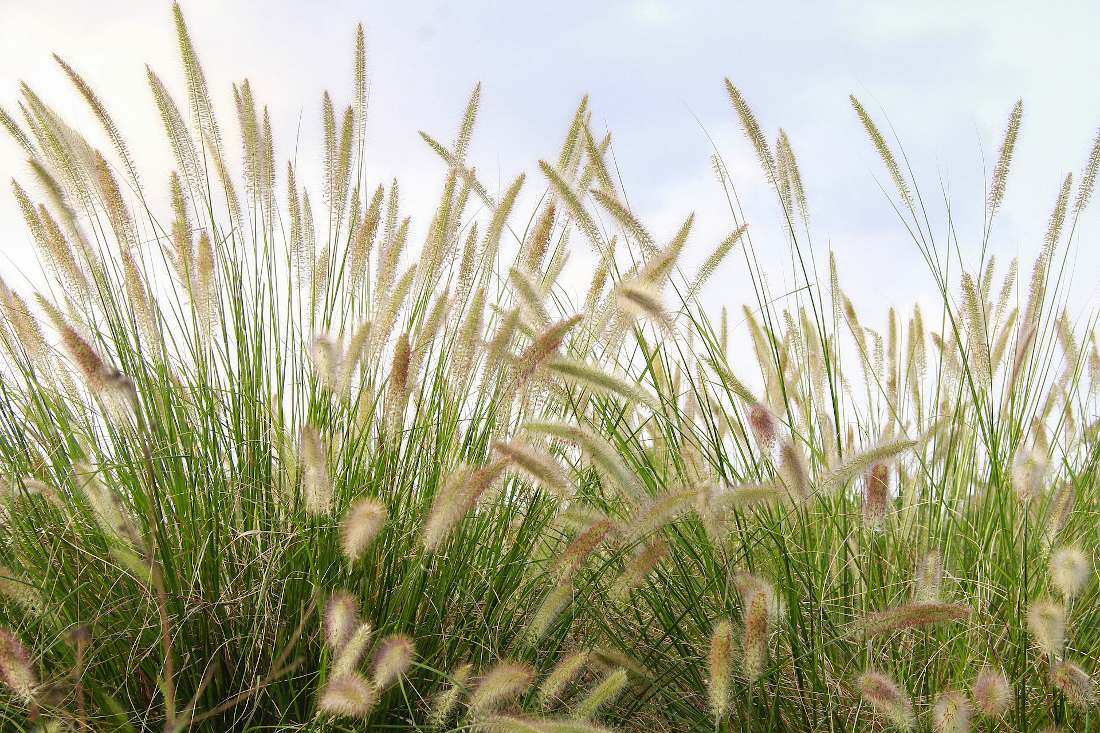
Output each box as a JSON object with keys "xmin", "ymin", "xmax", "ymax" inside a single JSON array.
[
  {"xmin": 469, "ymin": 661, "xmax": 534, "ymax": 716},
  {"xmin": 371, "ymin": 633, "xmax": 414, "ymax": 689},
  {"xmin": 318, "ymin": 673, "xmax": 376, "ymax": 720},
  {"xmin": 971, "ymin": 666, "xmax": 1011, "ymax": 717},
  {"xmin": 1051, "ymin": 659, "xmax": 1095, "ymax": 708},
  {"xmin": 857, "ymin": 670, "xmax": 913, "ymax": 731},
  {"xmin": 0, "ymin": 629, "xmax": 36, "ymax": 703},
  {"xmin": 1027, "ymin": 599, "xmax": 1066, "ymax": 657},
  {"xmin": 341, "ymin": 498, "xmax": 387, "ymax": 562},
  {"xmin": 1050, "ymin": 546, "xmax": 1090, "ymax": 599},
  {"xmin": 324, "ymin": 592, "xmax": 359, "ymax": 650},
  {"xmin": 932, "ymin": 689, "xmax": 971, "ymax": 733},
  {"xmin": 708, "ymin": 619, "xmax": 733, "ymax": 718}
]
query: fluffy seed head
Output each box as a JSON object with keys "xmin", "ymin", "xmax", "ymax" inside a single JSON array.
[
  {"xmin": 747, "ymin": 402, "xmax": 778, "ymax": 447},
  {"xmin": 333, "ymin": 622, "xmax": 373, "ymax": 676},
  {"xmin": 858, "ymin": 670, "xmax": 914, "ymax": 730},
  {"xmin": 324, "ymin": 592, "xmax": 360, "ymax": 650},
  {"xmin": 299, "ymin": 425, "xmax": 332, "ymax": 516},
  {"xmin": 742, "ymin": 593, "xmax": 771, "ymax": 683},
  {"xmin": 1050, "ymin": 546, "xmax": 1090, "ymax": 599},
  {"xmin": 0, "ymin": 629, "xmax": 36, "ymax": 702},
  {"xmin": 1027, "ymin": 599, "xmax": 1066, "ymax": 657},
  {"xmin": 863, "ymin": 462, "xmax": 891, "ymax": 529},
  {"xmin": 971, "ymin": 666, "xmax": 1010, "ymax": 717},
  {"xmin": 468, "ymin": 661, "xmax": 534, "ymax": 715},
  {"xmin": 1011, "ymin": 446, "xmax": 1048, "ymax": 501},
  {"xmin": 539, "ymin": 650, "xmax": 590, "ymax": 707},
  {"xmin": 932, "ymin": 690, "xmax": 971, "ymax": 733},
  {"xmin": 914, "ymin": 549, "xmax": 944, "ymax": 602},
  {"xmin": 1051, "ymin": 659, "xmax": 1095, "ymax": 708},
  {"xmin": 371, "ymin": 634, "xmax": 414, "ymax": 689},
  {"xmin": 317, "ymin": 673, "xmax": 375, "ymax": 720},
  {"xmin": 430, "ymin": 663, "xmax": 473, "ymax": 726},
  {"xmin": 341, "ymin": 498, "xmax": 387, "ymax": 562},
  {"xmin": 573, "ymin": 667, "xmax": 627, "ymax": 720},
  {"xmin": 708, "ymin": 619, "xmax": 734, "ymax": 718}
]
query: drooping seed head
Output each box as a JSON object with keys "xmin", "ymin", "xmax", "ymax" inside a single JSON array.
[
  {"xmin": 371, "ymin": 634, "xmax": 414, "ymax": 690},
  {"xmin": 0, "ymin": 629, "xmax": 36, "ymax": 703},
  {"xmin": 1050, "ymin": 546, "xmax": 1090, "ymax": 599},
  {"xmin": 708, "ymin": 619, "xmax": 734, "ymax": 718},
  {"xmin": 324, "ymin": 592, "xmax": 359, "ymax": 650},
  {"xmin": 1051, "ymin": 659, "xmax": 1095, "ymax": 708},
  {"xmin": 932, "ymin": 689, "xmax": 971, "ymax": 733},
  {"xmin": 857, "ymin": 670, "xmax": 914, "ymax": 731},
  {"xmin": 341, "ymin": 498, "xmax": 387, "ymax": 562},
  {"xmin": 299, "ymin": 425, "xmax": 332, "ymax": 516},
  {"xmin": 863, "ymin": 462, "xmax": 891, "ymax": 529},
  {"xmin": 1027, "ymin": 599, "xmax": 1066, "ymax": 657},
  {"xmin": 317, "ymin": 673, "xmax": 375, "ymax": 720},
  {"xmin": 971, "ymin": 666, "xmax": 1011, "ymax": 717}
]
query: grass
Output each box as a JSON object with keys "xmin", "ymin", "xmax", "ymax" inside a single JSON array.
[{"xmin": 0, "ymin": 4, "xmax": 1098, "ymax": 732}]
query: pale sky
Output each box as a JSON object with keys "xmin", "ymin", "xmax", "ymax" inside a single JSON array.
[{"xmin": 2, "ymin": 0, "xmax": 1100, "ymax": 331}]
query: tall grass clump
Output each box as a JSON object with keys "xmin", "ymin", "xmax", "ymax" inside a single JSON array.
[{"xmin": 0, "ymin": 6, "xmax": 1099, "ymax": 732}]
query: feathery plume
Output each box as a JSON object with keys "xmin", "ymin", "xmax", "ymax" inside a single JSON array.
[
  {"xmin": 914, "ymin": 549, "xmax": 943, "ymax": 602},
  {"xmin": 1051, "ymin": 660, "xmax": 1095, "ymax": 708},
  {"xmin": 1050, "ymin": 546, "xmax": 1089, "ymax": 599},
  {"xmin": 371, "ymin": 634, "xmax": 414, "ymax": 689},
  {"xmin": 325, "ymin": 592, "xmax": 359, "ymax": 650},
  {"xmin": 341, "ymin": 498, "xmax": 387, "ymax": 562},
  {"xmin": 725, "ymin": 80, "xmax": 776, "ymax": 183},
  {"xmin": 299, "ymin": 425, "xmax": 332, "ymax": 515},
  {"xmin": 615, "ymin": 281, "xmax": 672, "ymax": 331},
  {"xmin": 863, "ymin": 462, "xmax": 891, "ymax": 529},
  {"xmin": 971, "ymin": 667, "xmax": 1010, "ymax": 718},
  {"xmin": 573, "ymin": 668, "xmax": 627, "ymax": 720},
  {"xmin": 431, "ymin": 663, "xmax": 473, "ymax": 727},
  {"xmin": 818, "ymin": 438, "xmax": 917, "ymax": 492},
  {"xmin": 422, "ymin": 460, "xmax": 509, "ymax": 551},
  {"xmin": 850, "ymin": 95, "xmax": 912, "ymax": 208},
  {"xmin": 1011, "ymin": 446, "xmax": 1048, "ymax": 502},
  {"xmin": 333, "ymin": 622, "xmax": 373, "ymax": 676},
  {"xmin": 857, "ymin": 670, "xmax": 914, "ymax": 731},
  {"xmin": 1074, "ymin": 125, "xmax": 1100, "ymax": 217},
  {"xmin": 708, "ymin": 620, "xmax": 734, "ymax": 718},
  {"xmin": 469, "ymin": 662, "xmax": 534, "ymax": 716},
  {"xmin": 747, "ymin": 402, "xmax": 779, "ymax": 448},
  {"xmin": 988, "ymin": 100, "xmax": 1022, "ymax": 217},
  {"xmin": 742, "ymin": 583, "xmax": 772, "ymax": 682},
  {"xmin": 687, "ymin": 225, "xmax": 747, "ymax": 300},
  {"xmin": 527, "ymin": 583, "xmax": 573, "ymax": 642},
  {"xmin": 610, "ymin": 539, "xmax": 667, "ymax": 600},
  {"xmin": 853, "ymin": 601, "xmax": 969, "ymax": 639},
  {"xmin": 318, "ymin": 673, "xmax": 375, "ymax": 720},
  {"xmin": 932, "ymin": 690, "xmax": 971, "ymax": 733},
  {"xmin": 539, "ymin": 650, "xmax": 589, "ymax": 708},
  {"xmin": 493, "ymin": 439, "xmax": 572, "ymax": 499},
  {"xmin": 546, "ymin": 358, "xmax": 656, "ymax": 408},
  {"xmin": 0, "ymin": 629, "xmax": 36, "ymax": 703},
  {"xmin": 1027, "ymin": 599, "xmax": 1066, "ymax": 657}
]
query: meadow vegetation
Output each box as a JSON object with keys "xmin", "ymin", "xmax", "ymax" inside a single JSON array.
[{"xmin": 0, "ymin": 5, "xmax": 1098, "ymax": 732}]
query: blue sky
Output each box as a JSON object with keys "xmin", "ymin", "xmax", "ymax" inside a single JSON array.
[{"xmin": 2, "ymin": 0, "xmax": 1099, "ymax": 329}]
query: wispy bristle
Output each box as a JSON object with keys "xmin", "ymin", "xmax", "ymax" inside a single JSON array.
[
  {"xmin": 1051, "ymin": 660, "xmax": 1095, "ymax": 708},
  {"xmin": 1050, "ymin": 546, "xmax": 1089, "ymax": 599}
]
